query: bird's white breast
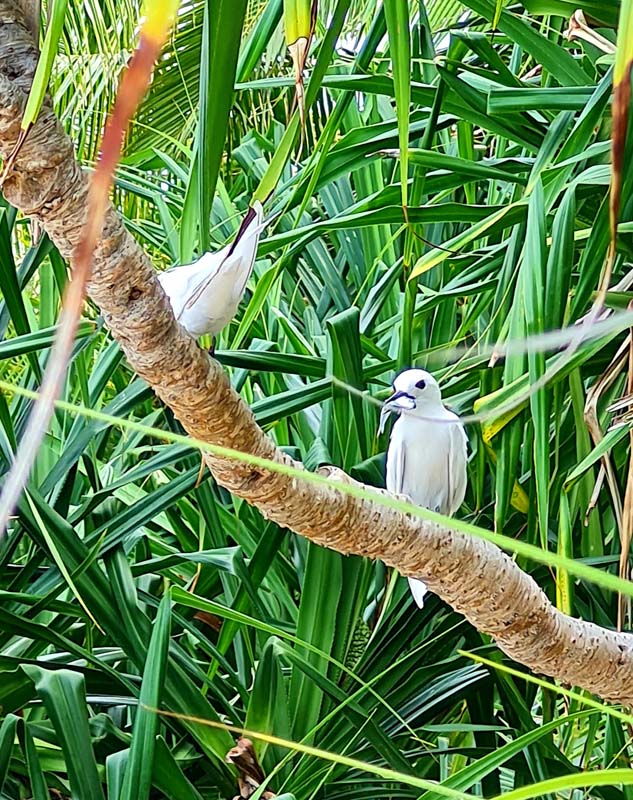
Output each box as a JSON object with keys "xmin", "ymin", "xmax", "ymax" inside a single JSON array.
[{"xmin": 386, "ymin": 407, "xmax": 467, "ymax": 516}]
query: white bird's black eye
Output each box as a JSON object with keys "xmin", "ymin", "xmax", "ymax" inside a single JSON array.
[{"xmin": 415, "ymin": 379, "xmax": 426, "ymax": 390}]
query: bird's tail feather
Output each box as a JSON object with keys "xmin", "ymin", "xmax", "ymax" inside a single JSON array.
[
  {"xmin": 227, "ymin": 200, "xmax": 266, "ymax": 257},
  {"xmin": 185, "ymin": 202, "xmax": 267, "ymax": 311},
  {"xmin": 408, "ymin": 577, "xmax": 428, "ymax": 608}
]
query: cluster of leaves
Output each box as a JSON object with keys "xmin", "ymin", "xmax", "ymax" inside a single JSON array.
[{"xmin": 2, "ymin": 0, "xmax": 633, "ymax": 797}]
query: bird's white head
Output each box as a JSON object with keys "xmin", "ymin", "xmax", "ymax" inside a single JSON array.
[{"xmin": 378, "ymin": 369, "xmax": 442, "ymax": 433}]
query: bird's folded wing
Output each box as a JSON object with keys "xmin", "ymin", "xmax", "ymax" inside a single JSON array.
[
  {"xmin": 386, "ymin": 433, "xmax": 406, "ymax": 495},
  {"xmin": 186, "ymin": 203, "xmax": 266, "ymax": 311},
  {"xmin": 184, "ymin": 246, "xmax": 232, "ymax": 310},
  {"xmin": 226, "ymin": 200, "xmax": 265, "ymax": 258},
  {"xmin": 447, "ymin": 421, "xmax": 468, "ymax": 515}
]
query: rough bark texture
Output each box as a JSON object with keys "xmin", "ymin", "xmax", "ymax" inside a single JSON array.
[{"xmin": 2, "ymin": 0, "xmax": 633, "ymax": 704}]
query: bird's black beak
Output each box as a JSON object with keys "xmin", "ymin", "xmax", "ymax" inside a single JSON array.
[{"xmin": 378, "ymin": 390, "xmax": 416, "ymax": 435}]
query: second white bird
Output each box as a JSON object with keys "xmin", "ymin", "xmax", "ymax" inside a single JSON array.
[
  {"xmin": 158, "ymin": 201, "xmax": 265, "ymax": 339},
  {"xmin": 380, "ymin": 368, "xmax": 468, "ymax": 608}
]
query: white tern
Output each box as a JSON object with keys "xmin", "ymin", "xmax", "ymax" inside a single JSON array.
[
  {"xmin": 379, "ymin": 368, "xmax": 468, "ymax": 608},
  {"xmin": 158, "ymin": 201, "xmax": 266, "ymax": 341}
]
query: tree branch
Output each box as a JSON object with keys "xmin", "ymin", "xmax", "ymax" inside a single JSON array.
[
  {"xmin": 17, "ymin": 0, "xmax": 38, "ymax": 39},
  {"xmin": 1, "ymin": 0, "xmax": 633, "ymax": 705}
]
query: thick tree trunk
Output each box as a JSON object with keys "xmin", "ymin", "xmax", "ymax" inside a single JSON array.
[
  {"xmin": 1, "ymin": 1, "xmax": 633, "ymax": 704},
  {"xmin": 17, "ymin": 0, "xmax": 38, "ymax": 38}
]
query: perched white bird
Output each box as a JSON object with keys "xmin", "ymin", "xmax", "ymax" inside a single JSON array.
[
  {"xmin": 158, "ymin": 201, "xmax": 266, "ymax": 342},
  {"xmin": 379, "ymin": 368, "xmax": 468, "ymax": 608}
]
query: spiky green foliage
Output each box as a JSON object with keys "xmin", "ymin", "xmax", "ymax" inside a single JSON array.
[{"xmin": 2, "ymin": 0, "xmax": 633, "ymax": 798}]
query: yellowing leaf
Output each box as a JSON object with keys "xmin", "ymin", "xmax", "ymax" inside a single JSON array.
[
  {"xmin": 284, "ymin": 0, "xmax": 317, "ymax": 127},
  {"xmin": 141, "ymin": 0, "xmax": 180, "ymax": 45},
  {"xmin": 475, "ymin": 390, "xmax": 526, "ymax": 443},
  {"xmin": 410, "ymin": 203, "xmax": 521, "ymax": 280},
  {"xmin": 484, "ymin": 443, "xmax": 529, "ymax": 514}
]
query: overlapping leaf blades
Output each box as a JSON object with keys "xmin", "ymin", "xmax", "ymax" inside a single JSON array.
[{"xmin": 2, "ymin": 0, "xmax": 633, "ymax": 797}]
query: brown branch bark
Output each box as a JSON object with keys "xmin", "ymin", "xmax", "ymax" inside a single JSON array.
[
  {"xmin": 1, "ymin": 1, "xmax": 633, "ymax": 704},
  {"xmin": 17, "ymin": 0, "xmax": 38, "ymax": 39}
]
